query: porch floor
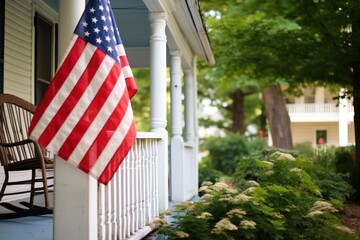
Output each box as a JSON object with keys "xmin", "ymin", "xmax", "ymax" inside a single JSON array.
[
  {"xmin": 0, "ymin": 214, "xmax": 52, "ymax": 240},
  {"xmin": 0, "ymin": 194, "xmax": 190, "ymax": 240},
  {"xmin": 0, "ymin": 193, "xmax": 53, "ymax": 240}
]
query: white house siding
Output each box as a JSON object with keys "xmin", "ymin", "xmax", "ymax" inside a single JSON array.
[
  {"xmin": 0, "ymin": 0, "xmax": 33, "ymax": 202},
  {"xmin": 4, "ymin": 0, "xmax": 33, "ymax": 102},
  {"xmin": 291, "ymin": 122, "xmax": 339, "ymax": 146}
]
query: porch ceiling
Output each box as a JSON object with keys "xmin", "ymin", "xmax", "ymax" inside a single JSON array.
[
  {"xmin": 44, "ymin": 0, "xmax": 150, "ymax": 46},
  {"xmin": 43, "ymin": 0, "xmax": 214, "ymax": 68}
]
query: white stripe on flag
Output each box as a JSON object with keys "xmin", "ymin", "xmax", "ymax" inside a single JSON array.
[
  {"xmin": 47, "ymin": 55, "xmax": 115, "ymax": 151},
  {"xmin": 123, "ymin": 66, "xmax": 133, "ymax": 78},
  {"xmin": 89, "ymin": 102, "xmax": 134, "ymax": 178},
  {"xmin": 116, "ymin": 44, "xmax": 126, "ymax": 56},
  {"xmin": 67, "ymin": 71, "xmax": 126, "ymax": 166},
  {"xmin": 30, "ymin": 43, "xmax": 97, "ymax": 143}
]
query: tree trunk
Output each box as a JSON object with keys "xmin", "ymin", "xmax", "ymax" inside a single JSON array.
[
  {"xmin": 352, "ymin": 60, "xmax": 360, "ymax": 196},
  {"xmin": 351, "ymin": 13, "xmax": 360, "ymax": 194},
  {"xmin": 261, "ymin": 84, "xmax": 293, "ymax": 149},
  {"xmin": 231, "ymin": 90, "xmax": 246, "ymax": 134}
]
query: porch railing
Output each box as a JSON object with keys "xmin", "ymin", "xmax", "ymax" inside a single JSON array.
[
  {"xmin": 286, "ymin": 103, "xmax": 355, "ymax": 114},
  {"xmin": 286, "ymin": 103, "xmax": 340, "ymax": 113},
  {"xmin": 98, "ymin": 132, "xmax": 163, "ymax": 240}
]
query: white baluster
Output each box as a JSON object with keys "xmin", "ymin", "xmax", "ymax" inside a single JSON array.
[{"xmin": 98, "ymin": 184, "xmax": 106, "ymax": 240}]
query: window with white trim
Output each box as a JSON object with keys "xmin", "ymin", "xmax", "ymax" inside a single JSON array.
[{"xmin": 34, "ymin": 12, "xmax": 57, "ymax": 105}]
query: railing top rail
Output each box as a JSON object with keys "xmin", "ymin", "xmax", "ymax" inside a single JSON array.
[
  {"xmin": 286, "ymin": 103, "xmax": 337, "ymax": 106},
  {"xmin": 136, "ymin": 131, "xmax": 162, "ymax": 139},
  {"xmin": 286, "ymin": 103, "xmax": 354, "ymax": 115}
]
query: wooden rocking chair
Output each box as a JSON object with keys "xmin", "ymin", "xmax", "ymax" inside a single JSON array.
[{"xmin": 0, "ymin": 94, "xmax": 54, "ymax": 217}]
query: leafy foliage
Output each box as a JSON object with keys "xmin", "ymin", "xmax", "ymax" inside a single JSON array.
[
  {"xmin": 198, "ymin": 157, "xmax": 224, "ymax": 187},
  {"xmin": 203, "ymin": 134, "xmax": 267, "ymax": 175},
  {"xmin": 131, "ymin": 68, "xmax": 151, "ymax": 131},
  {"xmin": 160, "ymin": 182, "xmax": 285, "ymax": 240},
  {"xmin": 203, "ymin": 134, "xmax": 249, "ymax": 175},
  {"xmin": 199, "ymin": 0, "xmax": 360, "ymax": 162},
  {"xmin": 234, "ymin": 149, "xmax": 353, "ymax": 202},
  {"xmin": 159, "ymin": 151, "xmax": 356, "ymax": 239},
  {"xmin": 201, "ymin": 0, "xmax": 360, "ymax": 90},
  {"xmin": 334, "ymin": 146, "xmax": 360, "ymax": 200}
]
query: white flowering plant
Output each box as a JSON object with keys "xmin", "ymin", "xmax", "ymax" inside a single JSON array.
[
  {"xmin": 158, "ymin": 181, "xmax": 285, "ymax": 240},
  {"xmin": 231, "ymin": 151, "xmax": 357, "ymax": 239},
  {"xmin": 157, "ymin": 151, "xmax": 357, "ymax": 240}
]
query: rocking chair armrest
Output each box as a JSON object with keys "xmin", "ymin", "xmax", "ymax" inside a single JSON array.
[
  {"xmin": 0, "ymin": 139, "xmax": 36, "ymax": 148},
  {"xmin": 0, "ymin": 139, "xmax": 48, "ymax": 158}
]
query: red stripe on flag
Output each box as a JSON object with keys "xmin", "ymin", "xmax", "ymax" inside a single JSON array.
[
  {"xmin": 119, "ymin": 53, "xmax": 137, "ymax": 98},
  {"xmin": 37, "ymin": 48, "xmax": 106, "ymax": 147},
  {"xmin": 77, "ymin": 90, "xmax": 130, "ymax": 173},
  {"xmin": 125, "ymin": 76, "xmax": 137, "ymax": 99},
  {"xmin": 119, "ymin": 55, "xmax": 129, "ymax": 67},
  {"xmin": 29, "ymin": 37, "xmax": 87, "ymax": 135},
  {"xmin": 57, "ymin": 64, "xmax": 121, "ymax": 160},
  {"xmin": 98, "ymin": 121, "xmax": 136, "ymax": 184}
]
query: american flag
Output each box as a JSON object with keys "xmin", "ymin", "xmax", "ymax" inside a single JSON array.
[{"xmin": 29, "ymin": 0, "xmax": 137, "ymax": 184}]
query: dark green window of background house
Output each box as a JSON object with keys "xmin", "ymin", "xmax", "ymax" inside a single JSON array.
[{"xmin": 316, "ymin": 130, "xmax": 327, "ymax": 145}]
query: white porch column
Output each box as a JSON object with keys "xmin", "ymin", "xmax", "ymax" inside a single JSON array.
[
  {"xmin": 184, "ymin": 69, "xmax": 195, "ymax": 143},
  {"xmin": 170, "ymin": 50, "xmax": 185, "ymax": 201},
  {"xmin": 183, "ymin": 66, "xmax": 198, "ymax": 199},
  {"xmin": 58, "ymin": 0, "xmax": 84, "ymax": 60},
  {"xmin": 268, "ymin": 128, "xmax": 273, "ymax": 147},
  {"xmin": 55, "ymin": 1, "xmax": 98, "ymax": 240},
  {"xmin": 339, "ymin": 89, "xmax": 349, "ymax": 146},
  {"xmin": 192, "ymin": 59, "xmax": 200, "ymax": 192},
  {"xmin": 170, "ymin": 50, "xmax": 183, "ymax": 137},
  {"xmin": 149, "ymin": 12, "xmax": 168, "ymax": 211}
]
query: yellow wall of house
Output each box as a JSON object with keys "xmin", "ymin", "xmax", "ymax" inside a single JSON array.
[
  {"xmin": 291, "ymin": 122, "xmax": 340, "ymax": 146},
  {"xmin": 348, "ymin": 122, "xmax": 355, "ymax": 145},
  {"xmin": 324, "ymin": 89, "xmax": 337, "ymax": 104},
  {"xmin": 285, "ymin": 87, "xmax": 343, "ymax": 104}
]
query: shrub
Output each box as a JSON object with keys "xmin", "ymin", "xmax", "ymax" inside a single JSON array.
[
  {"xmin": 159, "ymin": 181, "xmax": 285, "ymax": 240},
  {"xmin": 289, "ymin": 145, "xmax": 352, "ymax": 201},
  {"xmin": 334, "ymin": 146, "xmax": 356, "ymax": 174},
  {"xmin": 334, "ymin": 146, "xmax": 360, "ymax": 200},
  {"xmin": 293, "ymin": 143, "xmax": 337, "ymax": 170},
  {"xmin": 159, "ymin": 152, "xmax": 357, "ymax": 240},
  {"xmin": 203, "ymin": 134, "xmax": 249, "ymax": 175},
  {"xmin": 234, "ymin": 151, "xmax": 352, "ymax": 202},
  {"xmin": 293, "ymin": 142, "xmax": 316, "ymax": 159},
  {"xmin": 302, "ymin": 162, "xmax": 353, "ymax": 202},
  {"xmin": 313, "ymin": 146, "xmax": 337, "ymax": 170},
  {"xmin": 198, "ymin": 157, "xmax": 224, "ymax": 187},
  {"xmin": 203, "ymin": 134, "xmax": 268, "ymax": 175}
]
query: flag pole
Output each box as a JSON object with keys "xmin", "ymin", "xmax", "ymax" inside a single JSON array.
[{"xmin": 54, "ymin": 1, "xmax": 98, "ymax": 240}]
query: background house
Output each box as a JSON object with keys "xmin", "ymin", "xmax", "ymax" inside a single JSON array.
[{"xmin": 285, "ymin": 87, "xmax": 354, "ymax": 147}]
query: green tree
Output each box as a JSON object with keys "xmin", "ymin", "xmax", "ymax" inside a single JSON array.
[
  {"xmin": 201, "ymin": 0, "xmax": 360, "ymax": 153},
  {"xmin": 197, "ymin": 59, "xmax": 264, "ymax": 136},
  {"xmin": 131, "ymin": 68, "xmax": 151, "ymax": 131},
  {"xmin": 200, "ymin": 1, "xmax": 297, "ymax": 148}
]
